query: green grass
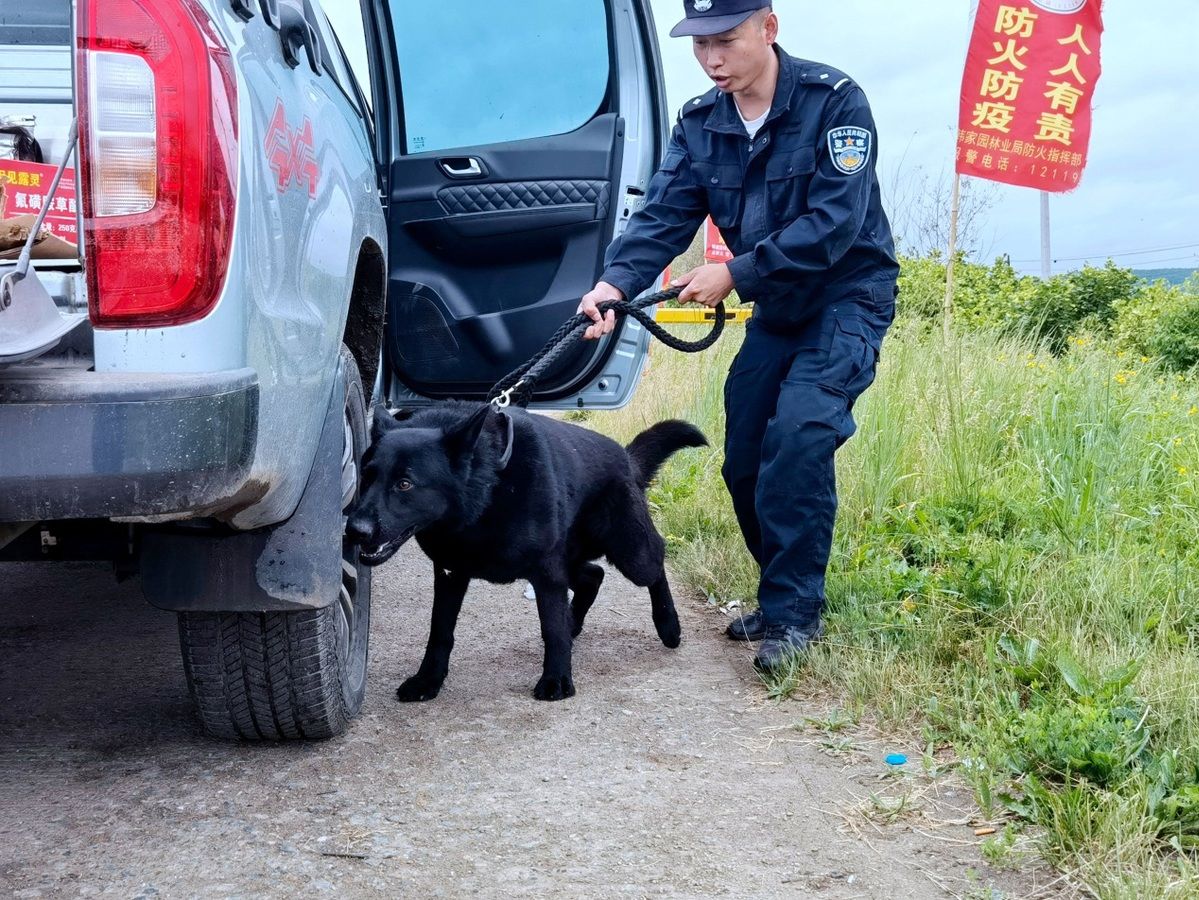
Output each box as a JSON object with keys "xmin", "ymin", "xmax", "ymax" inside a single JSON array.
[{"xmin": 589, "ymin": 320, "xmax": 1199, "ymax": 897}]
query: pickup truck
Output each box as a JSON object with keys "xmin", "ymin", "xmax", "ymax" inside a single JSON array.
[{"xmin": 0, "ymin": 0, "xmax": 668, "ymax": 740}]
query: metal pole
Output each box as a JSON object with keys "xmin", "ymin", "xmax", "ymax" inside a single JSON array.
[
  {"xmin": 943, "ymin": 172, "xmax": 961, "ymax": 339},
  {"xmin": 1039, "ymin": 190, "xmax": 1052, "ymax": 278}
]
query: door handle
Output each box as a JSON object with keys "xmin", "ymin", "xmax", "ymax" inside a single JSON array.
[{"xmin": 440, "ymin": 157, "xmax": 485, "ymax": 179}]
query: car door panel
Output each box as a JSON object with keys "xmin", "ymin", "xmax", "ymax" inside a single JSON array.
[{"xmin": 384, "ymin": 113, "xmax": 622, "ymax": 396}]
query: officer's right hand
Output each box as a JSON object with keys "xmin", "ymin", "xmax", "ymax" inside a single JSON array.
[{"xmin": 578, "ymin": 281, "xmax": 624, "ymax": 341}]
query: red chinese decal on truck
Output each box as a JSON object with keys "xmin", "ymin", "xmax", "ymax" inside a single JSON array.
[{"xmin": 265, "ymin": 100, "xmax": 318, "ymax": 198}]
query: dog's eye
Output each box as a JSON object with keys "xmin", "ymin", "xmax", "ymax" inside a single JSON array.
[{"xmin": 397, "ymin": 478, "xmax": 414, "ymax": 492}]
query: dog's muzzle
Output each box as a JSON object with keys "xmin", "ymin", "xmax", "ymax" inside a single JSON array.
[{"xmin": 356, "ymin": 526, "xmax": 417, "ymax": 566}]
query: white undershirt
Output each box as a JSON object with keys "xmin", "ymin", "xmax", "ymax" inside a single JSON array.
[{"xmin": 738, "ymin": 106, "xmax": 769, "ymax": 139}]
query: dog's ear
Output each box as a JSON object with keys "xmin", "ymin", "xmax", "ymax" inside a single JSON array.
[
  {"xmin": 442, "ymin": 404, "xmax": 494, "ymax": 459},
  {"xmin": 370, "ymin": 404, "xmax": 402, "ymax": 443}
]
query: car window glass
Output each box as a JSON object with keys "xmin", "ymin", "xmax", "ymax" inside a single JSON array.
[
  {"xmin": 311, "ymin": 10, "xmax": 357, "ymax": 109},
  {"xmin": 387, "ymin": 0, "xmax": 609, "ymax": 154},
  {"xmin": 323, "ymin": 0, "xmax": 375, "ymax": 113}
]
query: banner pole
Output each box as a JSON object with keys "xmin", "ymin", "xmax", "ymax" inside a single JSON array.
[
  {"xmin": 1039, "ymin": 190, "xmax": 1052, "ymax": 278},
  {"xmin": 944, "ymin": 172, "xmax": 961, "ymax": 339}
]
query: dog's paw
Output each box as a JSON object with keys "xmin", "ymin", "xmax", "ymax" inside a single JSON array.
[
  {"xmin": 654, "ymin": 612, "xmax": 682, "ymax": 649},
  {"xmin": 532, "ymin": 674, "xmax": 576, "ymax": 702},
  {"xmin": 396, "ymin": 674, "xmax": 443, "ymax": 702}
]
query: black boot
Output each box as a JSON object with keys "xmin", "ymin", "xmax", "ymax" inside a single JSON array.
[
  {"xmin": 753, "ymin": 620, "xmax": 825, "ymax": 672},
  {"xmin": 725, "ymin": 607, "xmax": 767, "ymax": 641}
]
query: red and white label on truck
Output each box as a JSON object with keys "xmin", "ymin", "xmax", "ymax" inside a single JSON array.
[{"xmin": 0, "ymin": 159, "xmax": 79, "ymax": 246}]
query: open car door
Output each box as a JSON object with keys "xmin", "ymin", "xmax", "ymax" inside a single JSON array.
[{"xmin": 363, "ymin": 0, "xmax": 668, "ymax": 408}]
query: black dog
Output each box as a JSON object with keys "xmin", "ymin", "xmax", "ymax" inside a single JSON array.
[{"xmin": 345, "ymin": 402, "xmax": 705, "ymax": 701}]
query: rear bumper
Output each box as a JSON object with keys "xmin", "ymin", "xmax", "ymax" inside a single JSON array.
[{"xmin": 0, "ymin": 367, "xmax": 258, "ymax": 521}]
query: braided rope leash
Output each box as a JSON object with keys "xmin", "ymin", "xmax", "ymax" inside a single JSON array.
[{"xmin": 486, "ymin": 287, "xmax": 727, "ymax": 409}]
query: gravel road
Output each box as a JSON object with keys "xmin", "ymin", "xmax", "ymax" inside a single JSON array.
[{"xmin": 0, "ymin": 549, "xmax": 1066, "ymax": 898}]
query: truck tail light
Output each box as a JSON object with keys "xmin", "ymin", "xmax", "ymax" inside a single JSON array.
[{"xmin": 77, "ymin": 0, "xmax": 238, "ymax": 328}]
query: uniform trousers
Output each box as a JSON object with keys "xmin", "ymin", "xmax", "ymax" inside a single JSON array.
[{"xmin": 721, "ymin": 283, "xmax": 894, "ymax": 627}]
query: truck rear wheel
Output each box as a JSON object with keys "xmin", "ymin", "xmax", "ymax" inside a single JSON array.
[{"xmin": 177, "ymin": 347, "xmax": 371, "ymax": 740}]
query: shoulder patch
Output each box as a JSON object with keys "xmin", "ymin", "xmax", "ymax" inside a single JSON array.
[{"xmin": 827, "ymin": 126, "xmax": 871, "ymax": 175}]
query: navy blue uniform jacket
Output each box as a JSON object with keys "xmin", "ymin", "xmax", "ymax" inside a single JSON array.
[{"xmin": 600, "ymin": 47, "xmax": 899, "ymax": 331}]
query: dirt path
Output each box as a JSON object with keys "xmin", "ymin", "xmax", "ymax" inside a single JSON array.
[{"xmin": 0, "ymin": 550, "xmax": 1064, "ymax": 898}]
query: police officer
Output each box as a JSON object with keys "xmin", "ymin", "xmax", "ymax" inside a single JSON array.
[{"xmin": 579, "ymin": 0, "xmax": 899, "ymax": 672}]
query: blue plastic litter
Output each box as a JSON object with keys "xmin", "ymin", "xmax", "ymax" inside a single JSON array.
[{"xmin": 884, "ymin": 753, "xmax": 908, "ymax": 766}]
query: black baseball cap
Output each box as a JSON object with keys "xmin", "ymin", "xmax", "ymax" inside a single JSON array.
[{"xmin": 669, "ymin": 0, "xmax": 772, "ymax": 38}]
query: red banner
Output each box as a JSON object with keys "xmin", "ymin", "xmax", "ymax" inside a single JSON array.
[
  {"xmin": 956, "ymin": 0, "xmax": 1103, "ymax": 192},
  {"xmin": 704, "ymin": 217, "xmax": 732, "ymax": 263},
  {"xmin": 0, "ymin": 159, "xmax": 79, "ymax": 245}
]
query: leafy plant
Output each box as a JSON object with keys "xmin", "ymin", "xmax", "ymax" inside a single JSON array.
[
  {"xmin": 1148, "ymin": 295, "xmax": 1199, "ymax": 371},
  {"xmin": 1145, "ymin": 751, "xmax": 1199, "ymax": 850},
  {"xmin": 994, "ymin": 634, "xmax": 1049, "ymax": 689},
  {"xmin": 1112, "ymin": 279, "xmax": 1199, "ymax": 371},
  {"xmin": 1000, "ymin": 654, "xmax": 1148, "ymax": 787}
]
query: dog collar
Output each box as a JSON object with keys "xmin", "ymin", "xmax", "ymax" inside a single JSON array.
[{"xmin": 497, "ymin": 411, "xmax": 514, "ymax": 471}]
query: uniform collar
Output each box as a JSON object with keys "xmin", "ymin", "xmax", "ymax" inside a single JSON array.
[{"xmin": 703, "ymin": 45, "xmax": 797, "ymax": 136}]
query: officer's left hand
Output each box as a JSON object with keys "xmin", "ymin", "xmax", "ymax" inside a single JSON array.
[{"xmin": 673, "ymin": 264, "xmax": 734, "ymax": 308}]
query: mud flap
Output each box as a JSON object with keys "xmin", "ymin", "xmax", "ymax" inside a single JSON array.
[{"xmin": 140, "ymin": 355, "xmax": 348, "ymax": 612}]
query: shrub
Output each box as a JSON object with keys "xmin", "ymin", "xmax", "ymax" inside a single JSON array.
[
  {"xmin": 1112, "ymin": 279, "xmax": 1199, "ymax": 371},
  {"xmin": 898, "ymin": 256, "xmax": 1129, "ymax": 338},
  {"xmin": 997, "ymin": 262, "xmax": 1139, "ymax": 353},
  {"xmin": 1148, "ymin": 294, "xmax": 1199, "ymax": 371},
  {"xmin": 1112, "ymin": 279, "xmax": 1190, "ymax": 354},
  {"xmin": 895, "ymin": 253, "xmax": 948, "ymax": 320}
]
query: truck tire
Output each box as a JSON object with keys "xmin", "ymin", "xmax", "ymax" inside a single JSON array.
[{"xmin": 177, "ymin": 347, "xmax": 372, "ymax": 740}]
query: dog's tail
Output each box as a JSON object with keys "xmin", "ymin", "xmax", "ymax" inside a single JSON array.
[{"xmin": 625, "ymin": 421, "xmax": 707, "ymax": 491}]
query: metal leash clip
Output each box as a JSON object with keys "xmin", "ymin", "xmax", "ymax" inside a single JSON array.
[{"xmin": 491, "ymin": 378, "xmax": 525, "ymax": 410}]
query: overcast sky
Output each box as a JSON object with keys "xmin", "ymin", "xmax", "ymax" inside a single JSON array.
[{"xmin": 647, "ymin": 1, "xmax": 1199, "ymax": 274}]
